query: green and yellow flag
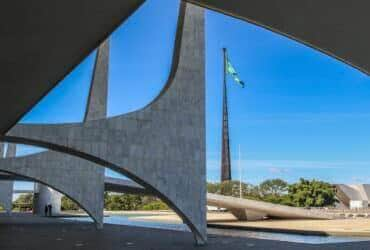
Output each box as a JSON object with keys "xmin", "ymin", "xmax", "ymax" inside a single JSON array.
[{"xmin": 225, "ymin": 51, "xmax": 245, "ymax": 88}]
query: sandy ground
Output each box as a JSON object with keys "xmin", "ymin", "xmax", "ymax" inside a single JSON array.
[
  {"xmin": 209, "ymin": 218, "xmax": 370, "ymax": 237},
  {"xmin": 105, "ymin": 210, "xmax": 175, "ymax": 216},
  {"xmin": 127, "ymin": 211, "xmax": 370, "ymax": 237},
  {"xmin": 42, "ymin": 210, "xmax": 370, "ymax": 237}
]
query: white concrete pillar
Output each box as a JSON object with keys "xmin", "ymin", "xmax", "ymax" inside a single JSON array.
[{"xmin": 33, "ymin": 183, "xmax": 62, "ymax": 216}]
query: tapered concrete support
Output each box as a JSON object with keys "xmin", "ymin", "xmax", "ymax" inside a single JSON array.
[
  {"xmin": 32, "ymin": 40, "xmax": 108, "ymax": 221},
  {"xmin": 230, "ymin": 209, "xmax": 267, "ymax": 221},
  {"xmin": 4, "ymin": 3, "xmax": 207, "ymax": 244},
  {"xmin": 0, "ymin": 41, "xmax": 109, "ymax": 226},
  {"xmin": 84, "ymin": 39, "xmax": 109, "ymax": 121},
  {"xmin": 0, "ymin": 143, "xmax": 15, "ymax": 214}
]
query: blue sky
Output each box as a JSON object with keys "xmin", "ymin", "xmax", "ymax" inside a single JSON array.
[{"xmin": 13, "ymin": 0, "xmax": 370, "ymax": 190}]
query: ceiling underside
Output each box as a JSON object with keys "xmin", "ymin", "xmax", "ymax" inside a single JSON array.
[
  {"xmin": 0, "ymin": 0, "xmax": 368, "ymax": 134},
  {"xmin": 0, "ymin": 0, "xmax": 144, "ymax": 134},
  {"xmin": 189, "ymin": 0, "xmax": 370, "ymax": 75}
]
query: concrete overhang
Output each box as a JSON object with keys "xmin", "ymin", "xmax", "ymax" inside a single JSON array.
[
  {"xmin": 0, "ymin": 0, "xmax": 144, "ymax": 134},
  {"xmin": 188, "ymin": 0, "xmax": 370, "ymax": 75},
  {"xmin": 0, "ymin": 0, "xmax": 369, "ymax": 135}
]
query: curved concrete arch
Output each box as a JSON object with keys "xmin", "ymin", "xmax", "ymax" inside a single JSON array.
[
  {"xmin": 2, "ymin": 2, "xmax": 207, "ymax": 244},
  {"xmin": 0, "ymin": 151, "xmax": 104, "ymax": 227}
]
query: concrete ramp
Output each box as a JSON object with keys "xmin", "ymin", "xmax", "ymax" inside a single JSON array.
[
  {"xmin": 104, "ymin": 178, "xmax": 333, "ymax": 220},
  {"xmin": 207, "ymin": 193, "xmax": 333, "ymax": 220}
]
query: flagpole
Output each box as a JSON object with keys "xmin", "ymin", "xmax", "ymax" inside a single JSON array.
[
  {"xmin": 239, "ymin": 144, "xmax": 242, "ymax": 198},
  {"xmin": 223, "ymin": 48, "xmax": 226, "ymax": 92},
  {"xmin": 221, "ymin": 48, "xmax": 232, "ymax": 182}
]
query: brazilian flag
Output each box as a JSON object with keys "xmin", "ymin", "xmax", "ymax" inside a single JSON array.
[{"xmin": 225, "ymin": 52, "xmax": 245, "ymax": 88}]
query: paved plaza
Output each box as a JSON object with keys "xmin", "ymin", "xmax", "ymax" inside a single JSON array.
[{"xmin": 0, "ymin": 214, "xmax": 370, "ymax": 250}]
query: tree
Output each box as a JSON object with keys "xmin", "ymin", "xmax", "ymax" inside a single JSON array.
[
  {"xmin": 103, "ymin": 193, "xmax": 171, "ymax": 211},
  {"xmin": 207, "ymin": 178, "xmax": 337, "ymax": 208},
  {"xmin": 104, "ymin": 193, "xmax": 143, "ymax": 211},
  {"xmin": 207, "ymin": 182, "xmax": 219, "ymax": 194},
  {"xmin": 220, "ymin": 181, "xmax": 240, "ymax": 196},
  {"xmin": 207, "ymin": 181, "xmax": 261, "ymax": 200},
  {"xmin": 61, "ymin": 196, "xmax": 80, "ymax": 211},
  {"xmin": 287, "ymin": 178, "xmax": 336, "ymax": 207},
  {"xmin": 141, "ymin": 200, "xmax": 169, "ymax": 210},
  {"xmin": 13, "ymin": 194, "xmax": 33, "ymax": 211},
  {"xmin": 259, "ymin": 179, "xmax": 288, "ymax": 197}
]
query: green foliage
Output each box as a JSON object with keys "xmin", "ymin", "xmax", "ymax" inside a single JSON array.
[
  {"xmin": 209, "ymin": 180, "xmax": 259, "ymax": 199},
  {"xmin": 219, "ymin": 180, "xmax": 240, "ymax": 196},
  {"xmin": 13, "ymin": 194, "xmax": 33, "ymax": 210},
  {"xmin": 105, "ymin": 194, "xmax": 142, "ymax": 210},
  {"xmin": 61, "ymin": 196, "xmax": 80, "ymax": 211},
  {"xmin": 104, "ymin": 193, "xmax": 170, "ymax": 211},
  {"xmin": 287, "ymin": 178, "xmax": 337, "ymax": 207},
  {"xmin": 141, "ymin": 201, "xmax": 169, "ymax": 210},
  {"xmin": 207, "ymin": 178, "xmax": 337, "ymax": 208},
  {"xmin": 207, "ymin": 182, "xmax": 219, "ymax": 194}
]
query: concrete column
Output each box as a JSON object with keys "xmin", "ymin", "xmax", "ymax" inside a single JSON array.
[
  {"xmin": 0, "ymin": 143, "xmax": 15, "ymax": 214},
  {"xmin": 33, "ymin": 185, "xmax": 61, "ymax": 216},
  {"xmin": 33, "ymin": 183, "xmax": 62, "ymax": 216},
  {"xmin": 6, "ymin": 143, "xmax": 16, "ymax": 158},
  {"xmin": 80, "ymin": 39, "xmax": 109, "ymax": 227},
  {"xmin": 0, "ymin": 143, "xmax": 3, "ymax": 158},
  {"xmin": 0, "ymin": 179, "xmax": 13, "ymax": 214}
]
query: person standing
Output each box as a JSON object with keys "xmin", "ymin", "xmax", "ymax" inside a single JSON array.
[
  {"xmin": 47, "ymin": 204, "xmax": 52, "ymax": 217},
  {"xmin": 44, "ymin": 205, "xmax": 48, "ymax": 217}
]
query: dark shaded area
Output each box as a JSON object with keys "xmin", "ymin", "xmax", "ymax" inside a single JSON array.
[
  {"xmin": 0, "ymin": 215, "xmax": 369, "ymax": 250},
  {"xmin": 188, "ymin": 0, "xmax": 370, "ymax": 75},
  {"xmin": 0, "ymin": 173, "xmax": 28, "ymax": 181},
  {"xmin": 0, "ymin": 0, "xmax": 144, "ymax": 134},
  {"xmin": 105, "ymin": 180, "xmax": 150, "ymax": 195},
  {"xmin": 208, "ymin": 223, "xmax": 329, "ymax": 237}
]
